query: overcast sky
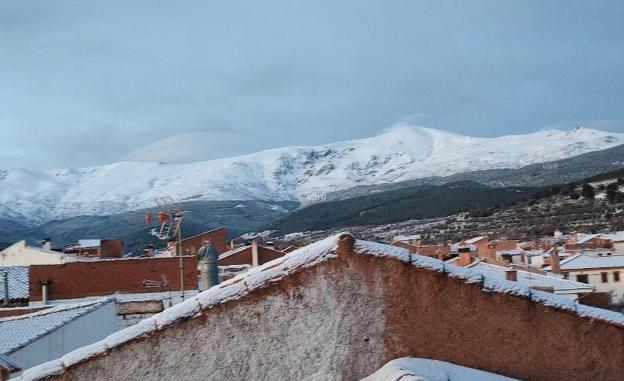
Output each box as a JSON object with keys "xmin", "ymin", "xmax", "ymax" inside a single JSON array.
[{"xmin": 1, "ymin": 1, "xmax": 623, "ymax": 169}]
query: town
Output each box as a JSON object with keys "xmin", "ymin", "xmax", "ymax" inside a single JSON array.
[{"xmin": 1, "ymin": 217, "xmax": 624, "ymax": 380}]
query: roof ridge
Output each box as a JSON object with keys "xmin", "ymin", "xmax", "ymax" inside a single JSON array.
[{"xmin": 0, "ymin": 297, "xmax": 114, "ymax": 323}]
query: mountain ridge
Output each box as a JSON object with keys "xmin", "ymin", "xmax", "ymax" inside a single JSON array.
[{"xmin": 1, "ymin": 125, "xmax": 623, "ymax": 224}]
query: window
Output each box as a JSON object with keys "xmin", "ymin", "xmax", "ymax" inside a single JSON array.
[
  {"xmin": 601, "ymin": 272, "xmax": 609, "ymax": 283},
  {"xmin": 615, "ymin": 271, "xmax": 621, "ymax": 282},
  {"xmin": 576, "ymin": 274, "xmax": 589, "ymax": 284}
]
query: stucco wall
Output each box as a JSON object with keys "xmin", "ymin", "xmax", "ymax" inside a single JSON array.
[
  {"xmin": 0, "ymin": 241, "xmax": 68, "ymax": 267},
  {"xmin": 41, "ymin": 238, "xmax": 624, "ymax": 381},
  {"xmin": 8, "ymin": 301, "xmax": 118, "ymax": 377}
]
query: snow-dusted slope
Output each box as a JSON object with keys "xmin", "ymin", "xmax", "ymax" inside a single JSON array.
[{"xmin": 2, "ymin": 125, "xmax": 623, "ymax": 224}]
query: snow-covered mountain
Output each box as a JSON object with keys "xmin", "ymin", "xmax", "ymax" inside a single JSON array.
[{"xmin": 2, "ymin": 125, "xmax": 624, "ymax": 225}]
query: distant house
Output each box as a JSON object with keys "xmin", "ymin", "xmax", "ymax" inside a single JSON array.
[
  {"xmin": 163, "ymin": 227, "xmax": 227, "ymax": 257},
  {"xmin": 62, "ymin": 239, "xmax": 124, "ymax": 258},
  {"xmin": 545, "ymin": 254, "xmax": 624, "ymax": 305},
  {"xmin": 466, "ymin": 236, "xmax": 492, "ymax": 258},
  {"xmin": 564, "ymin": 233, "xmax": 613, "ymax": 251},
  {"xmin": 466, "ymin": 261, "xmax": 594, "ymax": 300},
  {"xmin": 600, "ymin": 232, "xmax": 624, "ymax": 254},
  {"xmin": 0, "ymin": 298, "xmax": 117, "ymax": 378},
  {"xmin": 0, "ymin": 241, "xmax": 75, "ymax": 267},
  {"xmin": 218, "ymin": 241, "xmax": 284, "ymax": 267}
]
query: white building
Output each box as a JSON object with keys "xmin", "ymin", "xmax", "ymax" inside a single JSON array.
[
  {"xmin": 467, "ymin": 261, "xmax": 594, "ymax": 300},
  {"xmin": 0, "ymin": 241, "xmax": 76, "ymax": 267},
  {"xmin": 0, "ymin": 298, "xmax": 118, "ymax": 378},
  {"xmin": 545, "ymin": 254, "xmax": 624, "ymax": 304}
]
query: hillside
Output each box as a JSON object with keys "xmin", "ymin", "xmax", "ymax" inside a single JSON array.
[
  {"xmin": 8, "ymin": 200, "xmax": 297, "ymax": 255},
  {"xmin": 269, "ymin": 181, "xmax": 537, "ymax": 233},
  {"xmin": 281, "ymin": 171, "xmax": 624, "ymax": 245}
]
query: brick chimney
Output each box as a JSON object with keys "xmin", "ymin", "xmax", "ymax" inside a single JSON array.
[
  {"xmin": 505, "ymin": 269, "xmax": 518, "ymax": 282},
  {"xmin": 458, "ymin": 251, "xmax": 472, "ymax": 266},
  {"xmin": 550, "ymin": 247, "xmax": 561, "ymax": 274}
]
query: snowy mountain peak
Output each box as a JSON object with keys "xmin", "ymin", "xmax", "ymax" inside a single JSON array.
[{"xmin": 2, "ymin": 125, "xmax": 624, "ymax": 224}]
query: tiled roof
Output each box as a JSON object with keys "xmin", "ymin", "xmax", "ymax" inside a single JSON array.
[
  {"xmin": 546, "ymin": 254, "xmax": 624, "ymax": 271},
  {"xmin": 0, "ymin": 266, "xmax": 29, "ymax": 302},
  {"xmin": 467, "ymin": 262, "xmax": 593, "ymax": 292},
  {"xmin": 0, "ymin": 298, "xmax": 114, "ymax": 354},
  {"xmin": 602, "ymin": 232, "xmax": 624, "ymax": 242}
]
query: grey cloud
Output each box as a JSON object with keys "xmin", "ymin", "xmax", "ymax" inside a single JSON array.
[{"xmin": 0, "ymin": 0, "xmax": 623, "ymax": 168}]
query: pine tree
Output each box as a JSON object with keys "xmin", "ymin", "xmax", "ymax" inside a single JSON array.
[{"xmin": 581, "ymin": 183, "xmax": 595, "ymax": 199}]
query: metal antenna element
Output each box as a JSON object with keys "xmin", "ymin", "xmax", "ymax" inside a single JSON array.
[{"xmin": 146, "ymin": 196, "xmax": 186, "ymax": 300}]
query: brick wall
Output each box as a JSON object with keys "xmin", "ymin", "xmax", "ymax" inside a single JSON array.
[
  {"xmin": 29, "ymin": 257, "xmax": 198, "ymax": 301},
  {"xmin": 179, "ymin": 227, "xmax": 227, "ymax": 255}
]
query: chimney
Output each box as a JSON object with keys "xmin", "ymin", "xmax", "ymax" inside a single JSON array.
[
  {"xmin": 42, "ymin": 238, "xmax": 51, "ymax": 251},
  {"xmin": 550, "ymin": 247, "xmax": 561, "ymax": 274},
  {"xmin": 230, "ymin": 240, "xmax": 235, "ymax": 250},
  {"xmin": 2, "ymin": 272, "xmax": 8, "ymax": 307},
  {"xmin": 505, "ymin": 269, "xmax": 518, "ymax": 282},
  {"xmin": 458, "ymin": 251, "xmax": 472, "ymax": 266},
  {"xmin": 143, "ymin": 245, "xmax": 154, "ymax": 257},
  {"xmin": 41, "ymin": 282, "xmax": 49, "ymax": 305},
  {"xmin": 251, "ymin": 240, "xmax": 259, "ymax": 267}
]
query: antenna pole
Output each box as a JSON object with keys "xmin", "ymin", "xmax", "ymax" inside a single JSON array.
[{"xmin": 178, "ymin": 216, "xmax": 184, "ymax": 301}]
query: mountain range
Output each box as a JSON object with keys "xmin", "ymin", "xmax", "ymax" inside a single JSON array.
[{"xmin": 2, "ymin": 125, "xmax": 623, "ymax": 226}]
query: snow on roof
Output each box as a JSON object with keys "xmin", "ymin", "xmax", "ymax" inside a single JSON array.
[
  {"xmin": 574, "ymin": 234, "xmax": 600, "ymax": 244},
  {"xmin": 601, "ymin": 231, "xmax": 624, "ymax": 242},
  {"xmin": 0, "ymin": 298, "xmax": 114, "ymax": 355},
  {"xmin": 545, "ymin": 254, "xmax": 624, "ymax": 271},
  {"xmin": 218, "ymin": 246, "xmax": 249, "ymax": 259},
  {"xmin": 467, "ymin": 262, "xmax": 593, "ymax": 292},
  {"xmin": 16, "ymin": 234, "xmax": 624, "ymax": 381},
  {"xmin": 363, "ymin": 357, "xmax": 519, "ymax": 381},
  {"xmin": 393, "ymin": 234, "xmax": 421, "ymax": 242},
  {"xmin": 465, "ymin": 236, "xmax": 487, "ymax": 244},
  {"xmin": 0, "ymin": 267, "xmax": 29, "ymax": 301},
  {"xmin": 0, "ymin": 240, "xmax": 67, "ymax": 257},
  {"xmin": 77, "ymin": 239, "xmax": 101, "ymax": 248},
  {"xmin": 498, "ymin": 248, "xmax": 523, "ymax": 256}
]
